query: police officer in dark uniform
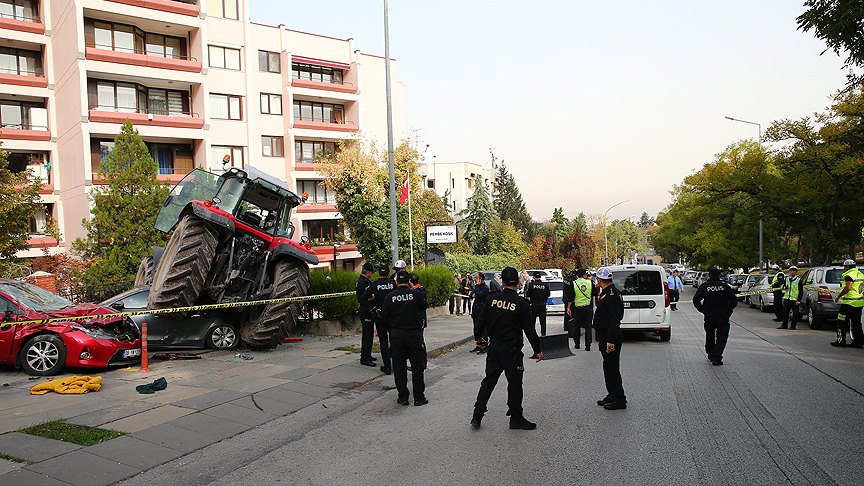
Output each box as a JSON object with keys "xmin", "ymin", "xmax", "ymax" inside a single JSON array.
[
  {"xmin": 562, "ymin": 271, "xmax": 576, "ymax": 332},
  {"xmin": 361, "ymin": 266, "xmax": 396, "ymax": 374},
  {"xmin": 356, "ymin": 262, "xmax": 377, "ymax": 367},
  {"xmin": 693, "ymin": 267, "xmax": 738, "ymax": 366},
  {"xmin": 471, "ymin": 267, "xmax": 543, "ymax": 430},
  {"xmin": 593, "ymin": 267, "xmax": 626, "ymax": 410},
  {"xmin": 524, "ymin": 272, "xmax": 551, "ymax": 336},
  {"xmin": 381, "ymin": 272, "xmax": 429, "ymax": 406}
]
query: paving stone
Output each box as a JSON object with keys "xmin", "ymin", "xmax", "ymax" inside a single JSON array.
[
  {"xmin": 101, "ymin": 404, "xmax": 195, "ymax": 433},
  {"xmin": 166, "ymin": 412, "xmax": 250, "ymax": 440},
  {"xmin": 229, "ymin": 395, "xmax": 312, "ymax": 416},
  {"xmin": 85, "ymin": 435, "xmax": 184, "ymax": 470},
  {"xmin": 0, "ymin": 457, "xmax": 23, "ymax": 475},
  {"xmin": 0, "ymin": 468, "xmax": 70, "ymax": 486},
  {"xmin": 300, "ymin": 364, "xmax": 380, "ymax": 389},
  {"xmin": 140, "ymin": 384, "xmax": 215, "ymax": 405},
  {"xmin": 0, "ymin": 432, "xmax": 80, "ymax": 462},
  {"xmin": 278, "ymin": 380, "xmax": 339, "ymax": 399},
  {"xmin": 199, "ymin": 402, "xmax": 277, "ymax": 427},
  {"xmin": 130, "ymin": 423, "xmax": 217, "ymax": 453},
  {"xmin": 215, "ymin": 375, "xmax": 288, "ymax": 394},
  {"xmin": 67, "ymin": 401, "xmax": 159, "ymax": 427},
  {"xmin": 172, "ymin": 389, "xmax": 246, "ymax": 410},
  {"xmin": 271, "ymin": 367, "xmax": 320, "ymax": 380},
  {"xmin": 26, "ymin": 450, "xmax": 140, "ymax": 486},
  {"xmin": 254, "ymin": 387, "xmax": 322, "ymax": 409}
]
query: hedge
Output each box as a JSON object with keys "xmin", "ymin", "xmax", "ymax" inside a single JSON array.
[
  {"xmin": 443, "ymin": 252, "xmax": 521, "ymax": 275},
  {"xmin": 413, "ymin": 265, "xmax": 458, "ymax": 307}
]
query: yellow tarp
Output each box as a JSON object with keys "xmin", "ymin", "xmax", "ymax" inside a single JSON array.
[{"xmin": 30, "ymin": 376, "xmax": 103, "ymax": 395}]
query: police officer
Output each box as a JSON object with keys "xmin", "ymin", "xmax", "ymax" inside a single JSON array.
[
  {"xmin": 593, "ymin": 267, "xmax": 626, "ymax": 410},
  {"xmin": 562, "ymin": 271, "xmax": 576, "ymax": 332},
  {"xmin": 471, "ymin": 267, "xmax": 543, "ymax": 430},
  {"xmin": 778, "ymin": 266, "xmax": 802, "ymax": 330},
  {"xmin": 361, "ymin": 266, "xmax": 396, "ymax": 374},
  {"xmin": 381, "ymin": 272, "xmax": 428, "ymax": 406},
  {"xmin": 470, "ymin": 273, "xmax": 491, "ymax": 354},
  {"xmin": 770, "ymin": 266, "xmax": 786, "ymax": 322},
  {"xmin": 524, "ymin": 272, "xmax": 551, "ymax": 336},
  {"xmin": 569, "ymin": 268, "xmax": 598, "ymax": 351},
  {"xmin": 831, "ymin": 259, "xmax": 864, "ymax": 348},
  {"xmin": 667, "ymin": 270, "xmax": 683, "ymax": 311},
  {"xmin": 391, "ymin": 259, "xmax": 407, "ymax": 279},
  {"xmin": 356, "ymin": 262, "xmax": 377, "ymax": 367},
  {"xmin": 693, "ymin": 268, "xmax": 738, "ymax": 365}
]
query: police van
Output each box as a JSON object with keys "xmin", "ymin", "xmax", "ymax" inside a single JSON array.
[{"xmin": 605, "ymin": 264, "xmax": 672, "ymax": 341}]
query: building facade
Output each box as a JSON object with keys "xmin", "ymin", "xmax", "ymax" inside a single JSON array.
[
  {"xmin": 1, "ymin": 0, "xmax": 406, "ymax": 268},
  {"xmin": 419, "ymin": 161, "xmax": 492, "ymax": 220}
]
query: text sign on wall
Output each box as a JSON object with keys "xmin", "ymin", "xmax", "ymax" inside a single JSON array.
[{"xmin": 426, "ymin": 225, "xmax": 458, "ymax": 244}]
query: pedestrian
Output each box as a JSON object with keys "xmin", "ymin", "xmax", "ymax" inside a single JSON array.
[
  {"xmin": 770, "ymin": 266, "xmax": 786, "ymax": 322},
  {"xmin": 451, "ymin": 273, "xmax": 462, "ymax": 315},
  {"xmin": 831, "ymin": 259, "xmax": 864, "ymax": 348},
  {"xmin": 667, "ymin": 269, "xmax": 684, "ymax": 311},
  {"xmin": 361, "ymin": 266, "xmax": 396, "ymax": 374},
  {"xmin": 777, "ymin": 266, "xmax": 802, "ymax": 330},
  {"xmin": 524, "ymin": 272, "xmax": 550, "ymax": 336},
  {"xmin": 461, "ymin": 274, "xmax": 473, "ymax": 315},
  {"xmin": 562, "ymin": 271, "xmax": 576, "ymax": 332},
  {"xmin": 490, "ymin": 273, "xmax": 503, "ymax": 293},
  {"xmin": 381, "ymin": 271, "xmax": 429, "ymax": 406},
  {"xmin": 471, "ymin": 266, "xmax": 543, "ymax": 430},
  {"xmin": 356, "ymin": 262, "xmax": 377, "ymax": 367},
  {"xmin": 593, "ymin": 267, "xmax": 627, "ymax": 410},
  {"xmin": 469, "ymin": 273, "xmax": 491, "ymax": 354},
  {"xmin": 569, "ymin": 268, "xmax": 598, "ymax": 351},
  {"xmin": 693, "ymin": 268, "xmax": 738, "ymax": 365}
]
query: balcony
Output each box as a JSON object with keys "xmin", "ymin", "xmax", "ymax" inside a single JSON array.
[
  {"xmin": 0, "ymin": 66, "xmax": 46, "ymax": 88},
  {"xmin": 291, "ymin": 77, "xmax": 357, "ymax": 95},
  {"xmin": 88, "ymin": 107, "xmax": 204, "ymax": 129},
  {"xmin": 0, "ymin": 11, "xmax": 44, "ymax": 35},
  {"xmin": 92, "ymin": 166, "xmax": 191, "ymax": 185},
  {"xmin": 105, "ymin": 0, "xmax": 199, "ymax": 17},
  {"xmin": 85, "ymin": 44, "xmax": 201, "ymax": 73},
  {"xmin": 297, "ymin": 204, "xmax": 338, "ymax": 213},
  {"xmin": 293, "ymin": 119, "xmax": 357, "ymax": 133},
  {"xmin": 0, "ymin": 122, "xmax": 49, "ymax": 141}
]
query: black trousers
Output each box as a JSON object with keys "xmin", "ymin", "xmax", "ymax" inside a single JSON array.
[
  {"xmin": 570, "ymin": 305, "xmax": 593, "ymax": 347},
  {"xmin": 781, "ymin": 299, "xmax": 800, "ymax": 329},
  {"xmin": 704, "ymin": 317, "xmax": 730, "ymax": 361},
  {"xmin": 599, "ymin": 340, "xmax": 625, "ymax": 402},
  {"xmin": 390, "ymin": 330, "xmax": 426, "ymax": 401},
  {"xmin": 474, "ymin": 342, "xmax": 524, "ymax": 417},
  {"xmin": 359, "ymin": 307, "xmax": 374, "ymax": 361},
  {"xmin": 448, "ymin": 295, "xmax": 455, "ymax": 314},
  {"xmin": 837, "ymin": 304, "xmax": 864, "ymax": 343},
  {"xmin": 531, "ymin": 304, "xmax": 547, "ymax": 336},
  {"xmin": 374, "ymin": 316, "xmax": 391, "ymax": 369},
  {"xmin": 669, "ymin": 289, "xmax": 680, "ymax": 310},
  {"xmin": 773, "ymin": 291, "xmax": 784, "ymax": 320}
]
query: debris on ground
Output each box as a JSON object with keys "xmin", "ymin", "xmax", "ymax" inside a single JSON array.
[
  {"xmin": 235, "ymin": 352, "xmax": 254, "ymax": 360},
  {"xmin": 30, "ymin": 376, "xmax": 103, "ymax": 395},
  {"xmin": 135, "ymin": 377, "xmax": 168, "ymax": 394},
  {"xmin": 284, "ymin": 337, "xmax": 304, "ymax": 343},
  {"xmin": 151, "ymin": 352, "xmax": 202, "ymax": 361}
]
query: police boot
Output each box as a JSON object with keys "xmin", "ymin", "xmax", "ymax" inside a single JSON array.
[
  {"xmin": 831, "ymin": 329, "xmax": 848, "ymax": 347},
  {"xmin": 509, "ymin": 415, "xmax": 537, "ymax": 430},
  {"xmin": 470, "ymin": 411, "xmax": 484, "ymax": 429}
]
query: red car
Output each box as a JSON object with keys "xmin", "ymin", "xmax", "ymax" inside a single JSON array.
[{"xmin": 0, "ymin": 279, "xmax": 141, "ymax": 376}]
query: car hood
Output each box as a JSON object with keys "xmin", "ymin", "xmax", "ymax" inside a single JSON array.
[{"xmin": 38, "ymin": 303, "xmax": 121, "ymax": 326}]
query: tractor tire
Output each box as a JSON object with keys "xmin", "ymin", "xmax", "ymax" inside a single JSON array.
[
  {"xmin": 134, "ymin": 256, "xmax": 154, "ymax": 286},
  {"xmin": 242, "ymin": 259, "xmax": 310, "ymax": 349},
  {"xmin": 148, "ymin": 214, "xmax": 217, "ymax": 310}
]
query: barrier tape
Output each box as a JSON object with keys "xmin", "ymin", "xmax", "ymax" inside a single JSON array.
[{"xmin": 0, "ymin": 291, "xmax": 356, "ymax": 329}]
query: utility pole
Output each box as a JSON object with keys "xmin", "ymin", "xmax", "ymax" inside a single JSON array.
[
  {"xmin": 725, "ymin": 116, "xmax": 763, "ymax": 271},
  {"xmin": 384, "ymin": 0, "xmax": 398, "ymax": 265}
]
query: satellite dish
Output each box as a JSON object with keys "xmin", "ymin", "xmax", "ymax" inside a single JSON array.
[{"xmin": 424, "ymin": 248, "xmax": 446, "ymax": 266}]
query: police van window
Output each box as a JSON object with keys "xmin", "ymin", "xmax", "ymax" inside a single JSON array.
[
  {"xmin": 638, "ymin": 271, "xmax": 663, "ymax": 295},
  {"xmin": 612, "ymin": 270, "xmax": 638, "ymax": 295}
]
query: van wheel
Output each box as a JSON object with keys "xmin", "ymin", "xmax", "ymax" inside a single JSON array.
[{"xmin": 659, "ymin": 329, "xmax": 671, "ymax": 342}]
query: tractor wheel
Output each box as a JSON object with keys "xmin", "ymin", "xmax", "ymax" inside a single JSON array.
[
  {"xmin": 148, "ymin": 214, "xmax": 217, "ymax": 310},
  {"xmin": 134, "ymin": 256, "xmax": 154, "ymax": 286},
  {"xmin": 242, "ymin": 259, "xmax": 310, "ymax": 349}
]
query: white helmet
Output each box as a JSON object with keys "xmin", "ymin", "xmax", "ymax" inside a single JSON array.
[
  {"xmin": 843, "ymin": 259, "xmax": 856, "ymax": 267},
  {"xmin": 394, "ymin": 260, "xmax": 407, "ymax": 269}
]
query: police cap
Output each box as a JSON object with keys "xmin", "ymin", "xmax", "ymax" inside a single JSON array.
[
  {"xmin": 378, "ymin": 266, "xmax": 389, "ymax": 276},
  {"xmin": 708, "ymin": 268, "xmax": 721, "ymax": 279},
  {"xmin": 396, "ymin": 271, "xmax": 410, "ymax": 284},
  {"xmin": 362, "ymin": 262, "xmax": 374, "ymax": 272},
  {"xmin": 533, "ymin": 271, "xmax": 543, "ymax": 278},
  {"xmin": 501, "ymin": 267, "xmax": 519, "ymax": 285}
]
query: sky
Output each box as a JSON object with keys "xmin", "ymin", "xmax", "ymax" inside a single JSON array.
[{"xmin": 252, "ymin": 0, "xmax": 848, "ymax": 222}]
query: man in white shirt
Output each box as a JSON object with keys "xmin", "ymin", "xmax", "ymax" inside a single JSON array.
[{"xmin": 667, "ymin": 270, "xmax": 684, "ymax": 311}]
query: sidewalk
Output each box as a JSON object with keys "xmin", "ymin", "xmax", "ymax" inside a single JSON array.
[{"xmin": 0, "ymin": 313, "xmax": 473, "ymax": 486}]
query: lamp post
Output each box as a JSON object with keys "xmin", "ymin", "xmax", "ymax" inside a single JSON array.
[
  {"xmin": 604, "ymin": 200, "xmax": 628, "ymax": 265},
  {"xmin": 724, "ymin": 116, "xmax": 763, "ymax": 271},
  {"xmin": 384, "ymin": 0, "xmax": 398, "ymax": 265}
]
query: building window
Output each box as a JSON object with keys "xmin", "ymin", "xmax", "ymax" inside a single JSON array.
[
  {"xmin": 292, "ymin": 100, "xmax": 345, "ymax": 124},
  {"xmin": 28, "ymin": 204, "xmax": 50, "ymax": 235},
  {"xmin": 303, "ymin": 219, "xmax": 344, "ymax": 243},
  {"xmin": 298, "ymin": 180, "xmax": 336, "ymax": 205},
  {"xmin": 211, "ymin": 145, "xmax": 244, "ymax": 168},
  {"xmin": 206, "ymin": 0, "xmax": 238, "ymax": 19},
  {"xmin": 260, "ymin": 93, "xmax": 282, "ymax": 115},
  {"xmin": 210, "ymin": 94, "xmax": 242, "ymax": 120},
  {"xmin": 291, "ymin": 63, "xmax": 344, "ymax": 85},
  {"xmin": 0, "ymin": 47, "xmax": 42, "ymax": 76},
  {"xmin": 427, "ymin": 179, "xmax": 435, "ymax": 189},
  {"xmin": 261, "ymin": 136, "xmax": 283, "ymax": 157},
  {"xmin": 0, "ymin": 0, "xmax": 39, "ymax": 22},
  {"xmin": 294, "ymin": 140, "xmax": 336, "ymax": 163},
  {"xmin": 89, "ymin": 79, "xmax": 190, "ymax": 115},
  {"xmin": 87, "ymin": 19, "xmax": 186, "ymax": 59},
  {"xmin": 208, "ymin": 45, "xmax": 241, "ymax": 70},
  {"xmin": 258, "ymin": 50, "xmax": 280, "ymax": 73},
  {"xmin": 91, "ymin": 140, "xmax": 193, "ymax": 176},
  {"xmin": 0, "ymin": 99, "xmax": 45, "ymax": 130}
]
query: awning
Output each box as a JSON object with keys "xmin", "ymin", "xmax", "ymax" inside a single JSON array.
[{"xmin": 291, "ymin": 55, "xmax": 350, "ymax": 71}]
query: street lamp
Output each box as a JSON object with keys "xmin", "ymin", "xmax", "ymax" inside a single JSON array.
[
  {"xmin": 724, "ymin": 115, "xmax": 763, "ymax": 271},
  {"xmin": 384, "ymin": 0, "xmax": 398, "ymax": 265},
  {"xmin": 604, "ymin": 200, "xmax": 628, "ymax": 265}
]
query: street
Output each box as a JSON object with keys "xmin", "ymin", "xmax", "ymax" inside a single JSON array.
[{"xmin": 120, "ymin": 288, "xmax": 864, "ymax": 486}]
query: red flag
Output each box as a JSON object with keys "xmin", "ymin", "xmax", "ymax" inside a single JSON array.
[{"xmin": 399, "ymin": 170, "xmax": 410, "ymax": 204}]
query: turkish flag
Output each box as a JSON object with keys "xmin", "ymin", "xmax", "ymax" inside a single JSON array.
[{"xmin": 399, "ymin": 170, "xmax": 410, "ymax": 204}]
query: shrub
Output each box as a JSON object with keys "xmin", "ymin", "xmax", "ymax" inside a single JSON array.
[
  {"xmin": 414, "ymin": 265, "xmax": 457, "ymax": 307},
  {"xmin": 307, "ymin": 269, "xmax": 359, "ymax": 320},
  {"xmin": 443, "ymin": 252, "xmax": 521, "ymax": 275}
]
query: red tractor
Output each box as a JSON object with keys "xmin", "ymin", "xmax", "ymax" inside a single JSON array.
[{"xmin": 138, "ymin": 167, "xmax": 318, "ymax": 348}]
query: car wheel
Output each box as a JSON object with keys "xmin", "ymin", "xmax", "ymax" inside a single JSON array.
[
  {"xmin": 808, "ymin": 306, "xmax": 824, "ymax": 330},
  {"xmin": 207, "ymin": 324, "xmax": 239, "ymax": 350},
  {"xmin": 20, "ymin": 334, "xmax": 66, "ymax": 376},
  {"xmin": 659, "ymin": 329, "xmax": 671, "ymax": 342}
]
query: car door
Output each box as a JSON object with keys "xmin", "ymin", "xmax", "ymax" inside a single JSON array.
[
  {"xmin": 638, "ymin": 270, "xmax": 666, "ymax": 324},
  {"xmin": 800, "ymin": 270, "xmax": 815, "ymax": 311},
  {"xmin": 611, "ymin": 269, "xmax": 641, "ymax": 326},
  {"xmin": 0, "ymin": 296, "xmax": 25, "ymax": 361}
]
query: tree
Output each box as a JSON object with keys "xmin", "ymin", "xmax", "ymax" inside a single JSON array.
[
  {"xmin": 637, "ymin": 212, "xmax": 655, "ymax": 229},
  {"xmin": 797, "ymin": 1, "xmax": 864, "ymax": 88},
  {"xmin": 459, "ymin": 174, "xmax": 496, "ymax": 254},
  {"xmin": 557, "ymin": 227, "xmax": 596, "ymax": 269},
  {"xmin": 73, "ymin": 120, "xmax": 170, "ymax": 286},
  {"xmin": 487, "ymin": 219, "xmax": 529, "ymax": 259},
  {"xmin": 605, "ymin": 219, "xmax": 648, "ymax": 264},
  {"xmin": 0, "ymin": 146, "xmax": 42, "ymax": 276},
  {"xmin": 492, "ymin": 163, "xmax": 534, "ymax": 239}
]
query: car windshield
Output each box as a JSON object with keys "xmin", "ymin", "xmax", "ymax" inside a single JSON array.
[
  {"xmin": 733, "ymin": 275, "xmax": 747, "ymax": 283},
  {"xmin": 612, "ymin": 270, "xmax": 662, "ymax": 296},
  {"xmin": 0, "ymin": 281, "xmax": 74, "ymax": 312}
]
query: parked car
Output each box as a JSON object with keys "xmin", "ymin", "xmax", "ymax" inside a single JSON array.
[
  {"xmin": 101, "ymin": 287, "xmax": 240, "ymax": 350},
  {"xmin": 797, "ymin": 265, "xmax": 864, "ymax": 329},
  {"xmin": 741, "ymin": 274, "xmax": 769, "ymax": 306},
  {"xmin": 683, "ymin": 270, "xmax": 699, "ymax": 285},
  {"xmin": 546, "ymin": 280, "xmax": 565, "ymax": 316},
  {"xmin": 605, "ymin": 264, "xmax": 671, "ymax": 341},
  {"xmin": 748, "ymin": 275, "xmax": 775, "ymax": 312},
  {"xmin": 0, "ymin": 279, "xmax": 141, "ymax": 376},
  {"xmin": 693, "ymin": 272, "xmax": 709, "ymax": 288},
  {"xmin": 727, "ymin": 274, "xmax": 748, "ymax": 297}
]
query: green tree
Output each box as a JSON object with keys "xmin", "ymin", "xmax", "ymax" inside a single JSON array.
[
  {"xmin": 605, "ymin": 219, "xmax": 648, "ymax": 264},
  {"xmin": 492, "ymin": 163, "xmax": 534, "ymax": 239},
  {"xmin": 797, "ymin": 1, "xmax": 864, "ymax": 87},
  {"xmin": 637, "ymin": 212, "xmax": 655, "ymax": 228},
  {"xmin": 0, "ymin": 146, "xmax": 42, "ymax": 277},
  {"xmin": 459, "ymin": 174, "xmax": 496, "ymax": 254},
  {"xmin": 487, "ymin": 219, "xmax": 529, "ymax": 259},
  {"xmin": 73, "ymin": 120, "xmax": 170, "ymax": 286}
]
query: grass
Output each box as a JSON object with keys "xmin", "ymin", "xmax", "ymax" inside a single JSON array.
[
  {"xmin": 0, "ymin": 452, "xmax": 33, "ymax": 465},
  {"xmin": 18, "ymin": 420, "xmax": 124, "ymax": 446},
  {"xmin": 334, "ymin": 342, "xmax": 381, "ymax": 354}
]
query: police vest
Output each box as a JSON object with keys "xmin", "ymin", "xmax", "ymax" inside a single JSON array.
[
  {"xmin": 771, "ymin": 272, "xmax": 784, "ymax": 288},
  {"xmin": 841, "ymin": 268, "xmax": 864, "ymax": 308},
  {"xmin": 573, "ymin": 278, "xmax": 593, "ymax": 307},
  {"xmin": 783, "ymin": 276, "xmax": 800, "ymax": 301}
]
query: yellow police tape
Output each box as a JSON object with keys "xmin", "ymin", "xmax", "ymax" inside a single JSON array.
[
  {"xmin": 0, "ymin": 291, "xmax": 356, "ymax": 329},
  {"xmin": 677, "ymin": 285, "xmax": 846, "ymax": 305}
]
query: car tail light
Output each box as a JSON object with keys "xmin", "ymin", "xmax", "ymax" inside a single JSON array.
[
  {"xmin": 818, "ymin": 286, "xmax": 832, "ymax": 300},
  {"xmin": 664, "ymin": 281, "xmax": 670, "ymax": 308},
  {"xmin": 204, "ymin": 200, "xmax": 213, "ymax": 207}
]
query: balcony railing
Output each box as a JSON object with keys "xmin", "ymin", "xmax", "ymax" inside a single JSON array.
[
  {"xmin": 294, "ymin": 119, "xmax": 356, "ymax": 126},
  {"xmin": 0, "ymin": 12, "xmax": 41, "ymax": 23},
  {"xmin": 92, "ymin": 166, "xmax": 192, "ymax": 180},
  {"xmin": 90, "ymin": 105, "xmax": 199, "ymax": 118},
  {"xmin": 0, "ymin": 122, "xmax": 48, "ymax": 130},
  {"xmin": 291, "ymin": 74, "xmax": 354, "ymax": 87},
  {"xmin": 0, "ymin": 66, "xmax": 44, "ymax": 77},
  {"xmin": 88, "ymin": 43, "xmax": 198, "ymax": 63}
]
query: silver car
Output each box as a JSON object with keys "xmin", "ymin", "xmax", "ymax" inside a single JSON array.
[
  {"xmin": 741, "ymin": 274, "xmax": 769, "ymax": 306},
  {"xmin": 798, "ymin": 266, "xmax": 864, "ymax": 329},
  {"xmin": 748, "ymin": 275, "xmax": 775, "ymax": 312}
]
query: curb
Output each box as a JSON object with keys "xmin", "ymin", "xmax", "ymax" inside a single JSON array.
[{"xmin": 426, "ymin": 336, "xmax": 474, "ymax": 359}]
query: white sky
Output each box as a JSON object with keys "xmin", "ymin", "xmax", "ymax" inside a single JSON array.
[{"xmin": 253, "ymin": 0, "xmax": 847, "ymax": 221}]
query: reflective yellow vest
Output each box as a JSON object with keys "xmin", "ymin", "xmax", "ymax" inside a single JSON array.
[
  {"xmin": 841, "ymin": 268, "xmax": 864, "ymax": 308},
  {"xmin": 573, "ymin": 278, "xmax": 593, "ymax": 307},
  {"xmin": 783, "ymin": 275, "xmax": 800, "ymax": 301}
]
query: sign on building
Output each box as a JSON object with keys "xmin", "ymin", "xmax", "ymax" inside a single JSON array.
[{"xmin": 426, "ymin": 225, "xmax": 458, "ymax": 244}]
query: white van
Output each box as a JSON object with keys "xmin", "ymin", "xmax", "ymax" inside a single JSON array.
[{"xmin": 605, "ymin": 264, "xmax": 672, "ymax": 341}]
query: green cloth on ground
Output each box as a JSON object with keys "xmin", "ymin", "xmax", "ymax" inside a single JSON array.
[{"xmin": 136, "ymin": 377, "xmax": 168, "ymax": 394}]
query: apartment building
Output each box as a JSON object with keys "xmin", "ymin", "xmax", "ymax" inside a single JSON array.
[
  {"xmin": 0, "ymin": 0, "xmax": 406, "ymax": 268},
  {"xmin": 420, "ymin": 161, "xmax": 493, "ymax": 220}
]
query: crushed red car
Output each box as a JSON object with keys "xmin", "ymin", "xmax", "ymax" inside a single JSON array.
[{"xmin": 0, "ymin": 279, "xmax": 141, "ymax": 376}]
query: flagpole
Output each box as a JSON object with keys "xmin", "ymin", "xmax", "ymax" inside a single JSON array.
[{"xmin": 407, "ymin": 165, "xmax": 414, "ymax": 270}]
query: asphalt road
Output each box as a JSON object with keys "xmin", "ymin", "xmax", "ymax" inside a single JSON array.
[{"xmin": 122, "ymin": 288, "xmax": 864, "ymax": 486}]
